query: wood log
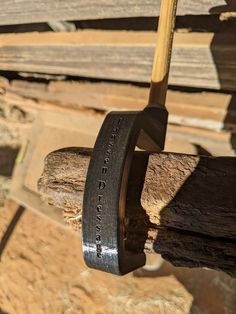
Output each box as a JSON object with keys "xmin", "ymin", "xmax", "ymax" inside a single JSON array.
[
  {"xmin": 0, "ymin": 1, "xmax": 232, "ymax": 26},
  {"xmin": 38, "ymin": 148, "xmax": 236, "ymax": 277},
  {"xmin": 0, "ymin": 31, "xmax": 235, "ymax": 90}
]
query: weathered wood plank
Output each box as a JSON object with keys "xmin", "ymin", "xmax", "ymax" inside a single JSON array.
[
  {"xmin": 1, "ymin": 77, "xmax": 236, "ymax": 155},
  {"xmin": 1, "ymin": 77, "xmax": 236, "ymax": 156},
  {"xmin": 6, "ymin": 79, "xmax": 236, "ymax": 132},
  {"xmin": 38, "ymin": 148, "xmax": 236, "ymax": 276},
  {"xmin": 0, "ymin": 1, "xmax": 231, "ymax": 26},
  {"xmin": 0, "ymin": 31, "xmax": 235, "ymax": 90}
]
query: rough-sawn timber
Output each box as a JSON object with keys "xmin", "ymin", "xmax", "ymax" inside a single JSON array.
[
  {"xmin": 0, "ymin": 1, "xmax": 232, "ymax": 26},
  {"xmin": 0, "ymin": 31, "xmax": 235, "ymax": 90}
]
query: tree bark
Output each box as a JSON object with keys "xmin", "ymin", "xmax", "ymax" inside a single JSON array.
[{"xmin": 38, "ymin": 148, "xmax": 236, "ymax": 277}]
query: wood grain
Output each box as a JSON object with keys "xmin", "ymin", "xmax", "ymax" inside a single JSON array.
[
  {"xmin": 0, "ymin": 31, "xmax": 235, "ymax": 90},
  {"xmin": 4, "ymin": 79, "xmax": 235, "ymax": 133},
  {"xmin": 0, "ymin": 1, "xmax": 231, "ymax": 26},
  {"xmin": 1, "ymin": 78, "xmax": 236, "ymax": 156},
  {"xmin": 38, "ymin": 148, "xmax": 236, "ymax": 276}
]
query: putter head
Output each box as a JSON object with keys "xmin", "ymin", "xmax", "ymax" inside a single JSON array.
[{"xmin": 82, "ymin": 107, "xmax": 168, "ymax": 275}]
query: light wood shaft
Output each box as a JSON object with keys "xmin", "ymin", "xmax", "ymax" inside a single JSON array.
[{"xmin": 149, "ymin": 0, "xmax": 178, "ymax": 106}]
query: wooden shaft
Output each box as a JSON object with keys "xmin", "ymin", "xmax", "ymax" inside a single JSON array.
[
  {"xmin": 149, "ymin": 0, "xmax": 178, "ymax": 106},
  {"xmin": 38, "ymin": 148, "xmax": 236, "ymax": 277}
]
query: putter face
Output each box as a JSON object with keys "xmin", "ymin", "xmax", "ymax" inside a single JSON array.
[{"xmin": 82, "ymin": 108, "xmax": 168, "ymax": 275}]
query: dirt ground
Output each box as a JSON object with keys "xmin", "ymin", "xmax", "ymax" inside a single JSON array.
[{"xmin": 0, "ymin": 200, "xmax": 235, "ymax": 314}]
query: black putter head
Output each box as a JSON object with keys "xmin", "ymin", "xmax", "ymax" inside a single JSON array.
[{"xmin": 82, "ymin": 107, "xmax": 168, "ymax": 275}]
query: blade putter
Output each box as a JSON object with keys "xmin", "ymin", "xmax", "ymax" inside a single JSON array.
[{"xmin": 82, "ymin": 0, "xmax": 178, "ymax": 275}]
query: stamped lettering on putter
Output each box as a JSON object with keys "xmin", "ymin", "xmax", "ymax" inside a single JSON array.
[{"xmin": 95, "ymin": 117, "xmax": 123, "ymax": 258}]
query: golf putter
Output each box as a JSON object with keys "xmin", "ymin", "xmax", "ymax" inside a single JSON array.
[{"xmin": 82, "ymin": 0, "xmax": 178, "ymax": 275}]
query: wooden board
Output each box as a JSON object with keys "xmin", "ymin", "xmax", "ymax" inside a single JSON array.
[
  {"xmin": 5, "ymin": 79, "xmax": 236, "ymax": 133},
  {"xmin": 0, "ymin": 1, "xmax": 231, "ymax": 26},
  {"xmin": 1, "ymin": 77, "xmax": 236, "ymax": 156},
  {"xmin": 0, "ymin": 31, "xmax": 235, "ymax": 90}
]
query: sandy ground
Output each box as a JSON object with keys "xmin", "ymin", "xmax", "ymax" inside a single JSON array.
[{"xmin": 0, "ymin": 200, "xmax": 235, "ymax": 314}]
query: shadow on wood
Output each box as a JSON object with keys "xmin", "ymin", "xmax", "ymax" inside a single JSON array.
[
  {"xmin": 0, "ymin": 146, "xmax": 19, "ymax": 177},
  {"xmin": 38, "ymin": 148, "xmax": 236, "ymax": 277},
  {"xmin": 209, "ymin": 0, "xmax": 236, "ymax": 13},
  {"xmin": 129, "ymin": 153, "xmax": 236, "ymax": 277}
]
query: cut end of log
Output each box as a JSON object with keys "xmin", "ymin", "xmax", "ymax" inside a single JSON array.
[{"xmin": 38, "ymin": 147, "xmax": 91, "ymax": 229}]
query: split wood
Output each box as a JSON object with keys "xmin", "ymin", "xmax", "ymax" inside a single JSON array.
[{"xmin": 38, "ymin": 148, "xmax": 236, "ymax": 277}]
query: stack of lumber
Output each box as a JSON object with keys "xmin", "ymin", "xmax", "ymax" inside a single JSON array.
[
  {"xmin": 1, "ymin": 77, "xmax": 236, "ymax": 156},
  {"xmin": 0, "ymin": 1, "xmax": 235, "ymax": 24},
  {"xmin": 0, "ymin": 1, "xmax": 235, "ymax": 158},
  {"xmin": 0, "ymin": 31, "xmax": 235, "ymax": 90}
]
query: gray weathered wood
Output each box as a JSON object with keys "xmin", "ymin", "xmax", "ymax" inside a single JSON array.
[
  {"xmin": 38, "ymin": 148, "xmax": 236, "ymax": 276},
  {"xmin": 0, "ymin": 31, "xmax": 235, "ymax": 91},
  {"xmin": 0, "ymin": 1, "xmax": 231, "ymax": 26}
]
